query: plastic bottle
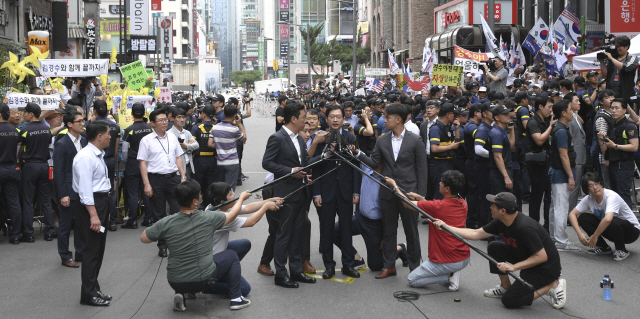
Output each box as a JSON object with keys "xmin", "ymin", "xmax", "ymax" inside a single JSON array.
[{"xmin": 601, "ymin": 275, "xmax": 612, "ymax": 300}]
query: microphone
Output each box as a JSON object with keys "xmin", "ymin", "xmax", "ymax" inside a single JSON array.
[{"xmin": 321, "ymin": 130, "xmax": 337, "ymax": 156}]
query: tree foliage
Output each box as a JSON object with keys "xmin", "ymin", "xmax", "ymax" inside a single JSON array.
[{"xmin": 230, "ymin": 70, "xmax": 262, "ymax": 88}]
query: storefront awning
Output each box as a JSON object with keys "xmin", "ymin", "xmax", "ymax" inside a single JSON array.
[{"xmin": 68, "ymin": 26, "xmax": 88, "ymax": 39}]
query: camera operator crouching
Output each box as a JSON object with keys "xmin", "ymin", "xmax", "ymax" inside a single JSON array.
[{"xmin": 598, "ymin": 35, "xmax": 639, "ymax": 104}]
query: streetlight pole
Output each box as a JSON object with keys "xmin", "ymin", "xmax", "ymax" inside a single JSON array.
[
  {"xmin": 352, "ymin": 1, "xmax": 357, "ymax": 89},
  {"xmin": 307, "ymin": 22, "xmax": 311, "ymax": 89}
]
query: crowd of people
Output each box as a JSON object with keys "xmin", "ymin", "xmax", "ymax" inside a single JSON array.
[{"xmin": 1, "ymin": 35, "xmax": 640, "ymax": 314}]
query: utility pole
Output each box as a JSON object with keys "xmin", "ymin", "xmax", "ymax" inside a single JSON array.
[{"xmin": 352, "ymin": 0, "xmax": 357, "ymax": 90}]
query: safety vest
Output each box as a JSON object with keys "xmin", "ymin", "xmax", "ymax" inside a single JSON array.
[
  {"xmin": 193, "ymin": 123, "xmax": 216, "ymax": 156},
  {"xmin": 432, "ymin": 121, "xmax": 457, "ymax": 160},
  {"xmin": 549, "ymin": 122, "xmax": 576, "ymax": 170},
  {"xmin": 608, "ymin": 117, "xmax": 635, "ymax": 162}
]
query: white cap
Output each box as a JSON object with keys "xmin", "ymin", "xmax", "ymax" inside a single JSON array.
[{"xmin": 479, "ymin": 86, "xmax": 487, "ymax": 92}]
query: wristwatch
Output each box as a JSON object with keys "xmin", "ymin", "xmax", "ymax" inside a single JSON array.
[{"xmin": 392, "ymin": 186, "xmax": 398, "ymax": 192}]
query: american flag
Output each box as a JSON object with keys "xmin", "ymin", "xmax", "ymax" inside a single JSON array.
[{"xmin": 371, "ymin": 79, "xmax": 385, "ymax": 93}]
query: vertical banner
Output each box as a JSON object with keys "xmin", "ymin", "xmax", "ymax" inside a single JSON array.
[
  {"xmin": 130, "ymin": 0, "xmax": 149, "ymax": 35},
  {"xmin": 64, "ymin": 0, "xmax": 79, "ymax": 26},
  {"xmin": 193, "ymin": 0, "xmax": 198, "ymax": 56},
  {"xmin": 85, "ymin": 19, "xmax": 96, "ymax": 59},
  {"xmin": 279, "ymin": 0, "xmax": 289, "ymax": 9},
  {"xmin": 151, "ymin": 0, "xmax": 161, "ymax": 11},
  {"xmin": 160, "ymin": 16, "xmax": 173, "ymax": 70},
  {"xmin": 258, "ymin": 41, "xmax": 264, "ymax": 74},
  {"xmin": 280, "ymin": 43, "xmax": 289, "ymax": 69},
  {"xmin": 279, "ymin": 24, "xmax": 290, "ymax": 39},
  {"xmin": 609, "ymin": 0, "xmax": 640, "ymax": 35}
]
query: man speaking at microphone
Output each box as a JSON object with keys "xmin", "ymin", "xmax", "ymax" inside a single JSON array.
[
  {"xmin": 311, "ymin": 104, "xmax": 362, "ymax": 279},
  {"xmin": 262, "ymin": 101, "xmax": 321, "ymax": 288}
]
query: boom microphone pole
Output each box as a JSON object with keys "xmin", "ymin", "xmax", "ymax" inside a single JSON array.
[{"xmin": 332, "ymin": 150, "xmax": 535, "ymax": 291}]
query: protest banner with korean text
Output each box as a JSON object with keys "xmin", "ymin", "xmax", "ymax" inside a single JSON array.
[
  {"xmin": 125, "ymin": 95, "xmax": 154, "ymax": 109},
  {"xmin": 431, "ymin": 64, "xmax": 464, "ymax": 87},
  {"xmin": 453, "ymin": 46, "xmax": 490, "ymax": 76},
  {"xmin": 120, "ymin": 61, "xmax": 148, "ymax": 91},
  {"xmin": 6, "ymin": 92, "xmax": 61, "ymax": 110},
  {"xmin": 158, "ymin": 87, "xmax": 171, "ymax": 102},
  {"xmin": 39, "ymin": 59, "xmax": 109, "ymax": 77}
]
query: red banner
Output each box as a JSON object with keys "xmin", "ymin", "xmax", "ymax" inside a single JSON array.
[
  {"xmin": 151, "ymin": 0, "xmax": 161, "ymax": 11},
  {"xmin": 610, "ymin": 0, "xmax": 640, "ymax": 34}
]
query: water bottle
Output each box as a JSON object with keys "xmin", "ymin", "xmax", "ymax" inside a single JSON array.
[{"xmin": 600, "ymin": 275, "xmax": 614, "ymax": 300}]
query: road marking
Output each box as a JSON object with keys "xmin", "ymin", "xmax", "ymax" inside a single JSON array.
[{"xmin": 304, "ymin": 267, "xmax": 368, "ymax": 284}]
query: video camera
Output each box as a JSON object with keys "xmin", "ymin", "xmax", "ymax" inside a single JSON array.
[
  {"xmin": 480, "ymin": 59, "xmax": 497, "ymax": 72},
  {"xmin": 596, "ymin": 34, "xmax": 619, "ymax": 60}
]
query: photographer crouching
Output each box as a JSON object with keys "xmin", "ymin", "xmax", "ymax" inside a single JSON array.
[
  {"xmin": 482, "ymin": 57, "xmax": 508, "ymax": 97},
  {"xmin": 599, "ymin": 35, "xmax": 639, "ymax": 104}
]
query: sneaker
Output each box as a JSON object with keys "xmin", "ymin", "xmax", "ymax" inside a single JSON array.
[
  {"xmin": 230, "ymin": 297, "xmax": 251, "ymax": 310},
  {"xmin": 448, "ymin": 271, "xmax": 461, "ymax": 291},
  {"xmin": 173, "ymin": 293, "xmax": 186, "ymax": 312},
  {"xmin": 397, "ymin": 243, "xmax": 409, "ymax": 267},
  {"xmin": 552, "ymin": 278, "xmax": 566, "ymax": 309},
  {"xmin": 586, "ymin": 246, "xmax": 613, "ymax": 255},
  {"xmin": 353, "ymin": 258, "xmax": 366, "ymax": 270},
  {"xmin": 483, "ymin": 284, "xmax": 507, "ymax": 298},
  {"xmin": 613, "ymin": 250, "xmax": 631, "ymax": 261},
  {"xmin": 557, "ymin": 243, "xmax": 581, "ymax": 252}
]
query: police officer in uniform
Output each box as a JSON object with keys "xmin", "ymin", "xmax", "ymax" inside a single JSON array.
[
  {"xmin": 488, "ymin": 105, "xmax": 516, "ymax": 195},
  {"xmin": 18, "ymin": 103, "xmax": 55, "ymax": 242},
  {"xmin": 463, "ymin": 104, "xmax": 482, "ymax": 228},
  {"xmin": 191, "ymin": 104, "xmax": 218, "ymax": 208},
  {"xmin": 121, "ymin": 103, "xmax": 153, "ymax": 229},
  {"xmin": 473, "ymin": 103, "xmax": 494, "ymax": 227},
  {"xmin": 0, "ymin": 103, "xmax": 23, "ymax": 244},
  {"xmin": 428, "ymin": 103, "xmax": 460, "ymax": 200}
]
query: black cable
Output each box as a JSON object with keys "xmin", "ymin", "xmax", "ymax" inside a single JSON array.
[
  {"xmin": 129, "ymin": 257, "xmax": 164, "ymax": 319},
  {"xmin": 393, "ymin": 290, "xmax": 454, "ymax": 319},
  {"xmin": 533, "ymin": 290, "xmax": 587, "ymax": 319}
]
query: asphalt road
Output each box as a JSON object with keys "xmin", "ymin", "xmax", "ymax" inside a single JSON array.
[{"xmin": 1, "ymin": 111, "xmax": 639, "ymax": 319}]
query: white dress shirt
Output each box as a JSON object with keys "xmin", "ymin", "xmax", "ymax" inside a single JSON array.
[
  {"xmin": 424, "ymin": 118, "xmax": 436, "ymax": 155},
  {"xmin": 391, "ymin": 129, "xmax": 406, "ymax": 161},
  {"xmin": 404, "ymin": 121, "xmax": 420, "ymax": 136},
  {"xmin": 68, "ymin": 132, "xmax": 83, "ymax": 153},
  {"xmin": 282, "ymin": 126, "xmax": 302, "ymax": 169},
  {"xmin": 137, "ymin": 131, "xmax": 184, "ymax": 174},
  {"xmin": 345, "ymin": 115, "xmax": 359, "ymax": 128},
  {"xmin": 72, "ymin": 142, "xmax": 111, "ymax": 206}
]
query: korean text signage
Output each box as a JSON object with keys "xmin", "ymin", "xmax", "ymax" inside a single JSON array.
[
  {"xmin": 6, "ymin": 92, "xmax": 61, "ymax": 110},
  {"xmin": 120, "ymin": 61, "xmax": 148, "ymax": 91},
  {"xmin": 28, "ymin": 10, "xmax": 53, "ymax": 31},
  {"xmin": 609, "ymin": 0, "xmax": 640, "ymax": 35},
  {"xmin": 39, "ymin": 59, "xmax": 110, "ymax": 77},
  {"xmin": 279, "ymin": 24, "xmax": 290, "ymax": 39},
  {"xmin": 279, "ymin": 0, "xmax": 289, "ymax": 9},
  {"xmin": 125, "ymin": 95, "xmax": 153, "ymax": 109},
  {"xmin": 484, "ymin": 4, "xmax": 502, "ymax": 20},
  {"xmin": 129, "ymin": 36, "xmax": 157, "ymax": 54},
  {"xmin": 130, "ymin": 0, "xmax": 149, "ymax": 35},
  {"xmin": 109, "ymin": 5, "xmax": 125, "ymax": 14},
  {"xmin": 442, "ymin": 10, "xmax": 461, "ymax": 28},
  {"xmin": 453, "ymin": 45, "xmax": 490, "ymax": 75},
  {"xmin": 151, "ymin": 0, "xmax": 161, "ymax": 11},
  {"xmin": 85, "ymin": 18, "xmax": 97, "ymax": 59},
  {"xmin": 280, "ymin": 11, "xmax": 289, "ymax": 22},
  {"xmin": 101, "ymin": 19, "xmax": 130, "ymax": 35},
  {"xmin": 431, "ymin": 64, "xmax": 463, "ymax": 86},
  {"xmin": 280, "ymin": 43, "xmax": 289, "ymax": 68},
  {"xmin": 158, "ymin": 87, "xmax": 171, "ymax": 102}
]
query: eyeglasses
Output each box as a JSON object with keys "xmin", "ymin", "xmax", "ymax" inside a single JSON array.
[
  {"xmin": 588, "ymin": 183, "xmax": 600, "ymax": 190},
  {"xmin": 155, "ymin": 118, "xmax": 169, "ymax": 123},
  {"xmin": 328, "ymin": 115, "xmax": 343, "ymax": 120},
  {"xmin": 73, "ymin": 119, "xmax": 85, "ymax": 124}
]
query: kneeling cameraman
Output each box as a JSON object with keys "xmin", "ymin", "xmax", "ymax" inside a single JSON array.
[{"xmin": 140, "ymin": 179, "xmax": 257, "ymax": 311}]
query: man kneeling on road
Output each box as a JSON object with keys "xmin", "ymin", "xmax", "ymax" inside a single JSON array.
[
  {"xmin": 140, "ymin": 179, "xmax": 262, "ymax": 311},
  {"xmin": 433, "ymin": 192, "xmax": 567, "ymax": 309},
  {"xmin": 386, "ymin": 170, "xmax": 470, "ymax": 291}
]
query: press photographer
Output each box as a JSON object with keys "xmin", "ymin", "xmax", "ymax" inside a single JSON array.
[
  {"xmin": 482, "ymin": 57, "xmax": 508, "ymax": 97},
  {"xmin": 599, "ymin": 35, "xmax": 639, "ymax": 103},
  {"xmin": 71, "ymin": 77, "xmax": 103, "ymax": 118}
]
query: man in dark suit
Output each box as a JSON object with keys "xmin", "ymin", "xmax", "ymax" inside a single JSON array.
[
  {"xmin": 312, "ymin": 104, "xmax": 362, "ymax": 279},
  {"xmin": 356, "ymin": 103, "xmax": 428, "ymax": 277},
  {"xmin": 262, "ymin": 102, "xmax": 320, "ymax": 288},
  {"xmin": 54, "ymin": 110, "xmax": 87, "ymax": 268}
]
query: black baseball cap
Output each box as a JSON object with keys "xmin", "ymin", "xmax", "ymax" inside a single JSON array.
[
  {"xmin": 574, "ymin": 76, "xmax": 586, "ymax": 85},
  {"xmin": 211, "ymin": 94, "xmax": 225, "ymax": 103},
  {"xmin": 455, "ymin": 107, "xmax": 469, "ymax": 116},
  {"xmin": 203, "ymin": 104, "xmax": 216, "ymax": 118},
  {"xmin": 131, "ymin": 102, "xmax": 145, "ymax": 117},
  {"xmin": 0, "ymin": 102, "xmax": 9, "ymax": 120},
  {"xmin": 480, "ymin": 102, "xmax": 493, "ymax": 113},
  {"xmin": 94, "ymin": 100, "xmax": 108, "ymax": 113},
  {"xmin": 440, "ymin": 102, "xmax": 455, "ymax": 114},
  {"xmin": 514, "ymin": 91, "xmax": 529, "ymax": 102},
  {"xmin": 486, "ymin": 192, "xmax": 518, "ymax": 212},
  {"xmin": 513, "ymin": 79, "xmax": 522, "ymax": 88},
  {"xmin": 586, "ymin": 70, "xmax": 599, "ymax": 78},
  {"xmin": 491, "ymin": 105, "xmax": 514, "ymax": 116},
  {"xmin": 550, "ymin": 90, "xmax": 561, "ymax": 97},
  {"xmin": 18, "ymin": 102, "xmax": 41, "ymax": 114}
]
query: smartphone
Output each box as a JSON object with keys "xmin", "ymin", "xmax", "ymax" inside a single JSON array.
[
  {"xmin": 342, "ymin": 123, "xmax": 350, "ymax": 130},
  {"xmin": 317, "ymin": 130, "xmax": 326, "ymax": 135}
]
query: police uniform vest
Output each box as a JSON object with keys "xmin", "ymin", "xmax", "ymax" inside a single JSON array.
[
  {"xmin": 549, "ymin": 122, "xmax": 576, "ymax": 170},
  {"xmin": 193, "ymin": 123, "xmax": 216, "ymax": 156},
  {"xmin": 0, "ymin": 123, "xmax": 20, "ymax": 164},
  {"xmin": 608, "ymin": 117, "xmax": 635, "ymax": 162},
  {"xmin": 515, "ymin": 105, "xmax": 528, "ymax": 138},
  {"xmin": 456, "ymin": 126, "xmax": 466, "ymax": 159},
  {"xmin": 432, "ymin": 122, "xmax": 456, "ymax": 160},
  {"xmin": 593, "ymin": 110, "xmax": 616, "ymax": 159},
  {"xmin": 463, "ymin": 123, "xmax": 477, "ymax": 161}
]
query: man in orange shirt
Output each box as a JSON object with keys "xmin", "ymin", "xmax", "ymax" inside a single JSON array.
[{"xmin": 386, "ymin": 170, "xmax": 470, "ymax": 291}]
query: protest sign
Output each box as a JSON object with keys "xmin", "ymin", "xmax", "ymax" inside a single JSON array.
[
  {"xmin": 6, "ymin": 92, "xmax": 61, "ymax": 110},
  {"xmin": 158, "ymin": 87, "xmax": 172, "ymax": 102},
  {"xmin": 120, "ymin": 61, "xmax": 147, "ymax": 91},
  {"xmin": 117, "ymin": 108, "xmax": 152, "ymax": 129},
  {"xmin": 125, "ymin": 95, "xmax": 154, "ymax": 109},
  {"xmin": 453, "ymin": 46, "xmax": 490, "ymax": 76},
  {"xmin": 431, "ymin": 64, "xmax": 463, "ymax": 87},
  {"xmin": 401, "ymin": 72, "xmax": 431, "ymax": 94},
  {"xmin": 39, "ymin": 59, "xmax": 109, "ymax": 77}
]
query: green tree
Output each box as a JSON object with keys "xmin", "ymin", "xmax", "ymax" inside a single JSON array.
[
  {"xmin": 335, "ymin": 32, "xmax": 371, "ymax": 79},
  {"xmin": 230, "ymin": 70, "xmax": 262, "ymax": 89},
  {"xmin": 300, "ymin": 22, "xmax": 330, "ymax": 77}
]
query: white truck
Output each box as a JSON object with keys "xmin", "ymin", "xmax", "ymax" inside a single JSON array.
[{"xmin": 254, "ymin": 78, "xmax": 290, "ymax": 95}]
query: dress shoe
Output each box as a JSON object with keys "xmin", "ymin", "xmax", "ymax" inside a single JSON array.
[
  {"xmin": 51, "ymin": 229, "xmax": 58, "ymax": 237},
  {"xmin": 159, "ymin": 248, "xmax": 168, "ymax": 257},
  {"xmin": 121, "ymin": 221, "xmax": 138, "ymax": 229},
  {"xmin": 291, "ymin": 272, "xmax": 316, "ymax": 284},
  {"xmin": 20, "ymin": 235, "xmax": 35, "ymax": 243},
  {"xmin": 274, "ymin": 276, "xmax": 299, "ymax": 288},
  {"xmin": 75, "ymin": 255, "xmax": 83, "ymax": 263},
  {"xmin": 302, "ymin": 260, "xmax": 316, "ymax": 273},
  {"xmin": 236, "ymin": 179, "xmax": 243, "ymax": 186},
  {"xmin": 62, "ymin": 259, "xmax": 80, "ymax": 268},
  {"xmin": 341, "ymin": 266, "xmax": 360, "ymax": 278},
  {"xmin": 44, "ymin": 233, "xmax": 55, "ymax": 241},
  {"xmin": 141, "ymin": 220, "xmax": 154, "ymax": 227},
  {"xmin": 257, "ymin": 264, "xmax": 275, "ymax": 276},
  {"xmin": 375, "ymin": 268, "xmax": 397, "ymax": 279},
  {"xmin": 97, "ymin": 291, "xmax": 112, "ymax": 301},
  {"xmin": 9, "ymin": 237, "xmax": 20, "ymax": 245},
  {"xmin": 322, "ymin": 268, "xmax": 335, "ymax": 279},
  {"xmin": 80, "ymin": 296, "xmax": 110, "ymax": 306},
  {"xmin": 109, "ymin": 224, "xmax": 117, "ymax": 232},
  {"xmin": 398, "ymin": 243, "xmax": 409, "ymax": 267}
]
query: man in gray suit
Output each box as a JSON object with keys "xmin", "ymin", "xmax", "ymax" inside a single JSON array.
[
  {"xmin": 355, "ymin": 103, "xmax": 428, "ymax": 278},
  {"xmin": 565, "ymin": 93, "xmax": 586, "ymax": 211}
]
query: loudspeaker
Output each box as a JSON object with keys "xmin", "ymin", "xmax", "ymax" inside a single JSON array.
[{"xmin": 51, "ymin": 2, "xmax": 68, "ymax": 51}]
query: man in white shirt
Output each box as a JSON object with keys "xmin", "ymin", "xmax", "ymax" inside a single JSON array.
[
  {"xmin": 139, "ymin": 110, "xmax": 186, "ymax": 257},
  {"xmin": 168, "ymin": 108, "xmax": 198, "ymax": 178},
  {"xmin": 72, "ymin": 120, "xmax": 113, "ymax": 307}
]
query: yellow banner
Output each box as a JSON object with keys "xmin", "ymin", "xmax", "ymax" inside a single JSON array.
[
  {"xmin": 116, "ymin": 108, "xmax": 151, "ymax": 130},
  {"xmin": 431, "ymin": 64, "xmax": 463, "ymax": 87}
]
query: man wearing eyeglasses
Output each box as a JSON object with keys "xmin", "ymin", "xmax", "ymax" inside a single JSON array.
[{"xmin": 138, "ymin": 110, "xmax": 186, "ymax": 258}]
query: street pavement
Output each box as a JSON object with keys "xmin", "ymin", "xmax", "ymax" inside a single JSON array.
[{"xmin": 1, "ymin": 112, "xmax": 640, "ymax": 319}]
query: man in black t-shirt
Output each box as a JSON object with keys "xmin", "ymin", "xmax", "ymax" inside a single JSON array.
[
  {"xmin": 433, "ymin": 192, "xmax": 566, "ymax": 310},
  {"xmin": 275, "ymin": 95, "xmax": 288, "ymax": 132}
]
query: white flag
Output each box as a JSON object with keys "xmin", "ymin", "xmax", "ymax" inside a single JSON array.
[
  {"xmin": 558, "ymin": 4, "xmax": 581, "ymax": 44},
  {"xmin": 388, "ymin": 49, "xmax": 401, "ymax": 74},
  {"xmin": 421, "ymin": 46, "xmax": 431, "ymax": 72},
  {"xmin": 479, "ymin": 15, "xmax": 506, "ymax": 61},
  {"xmin": 516, "ymin": 43, "xmax": 526, "ymax": 70},
  {"xmin": 522, "ymin": 17, "xmax": 550, "ymax": 54}
]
